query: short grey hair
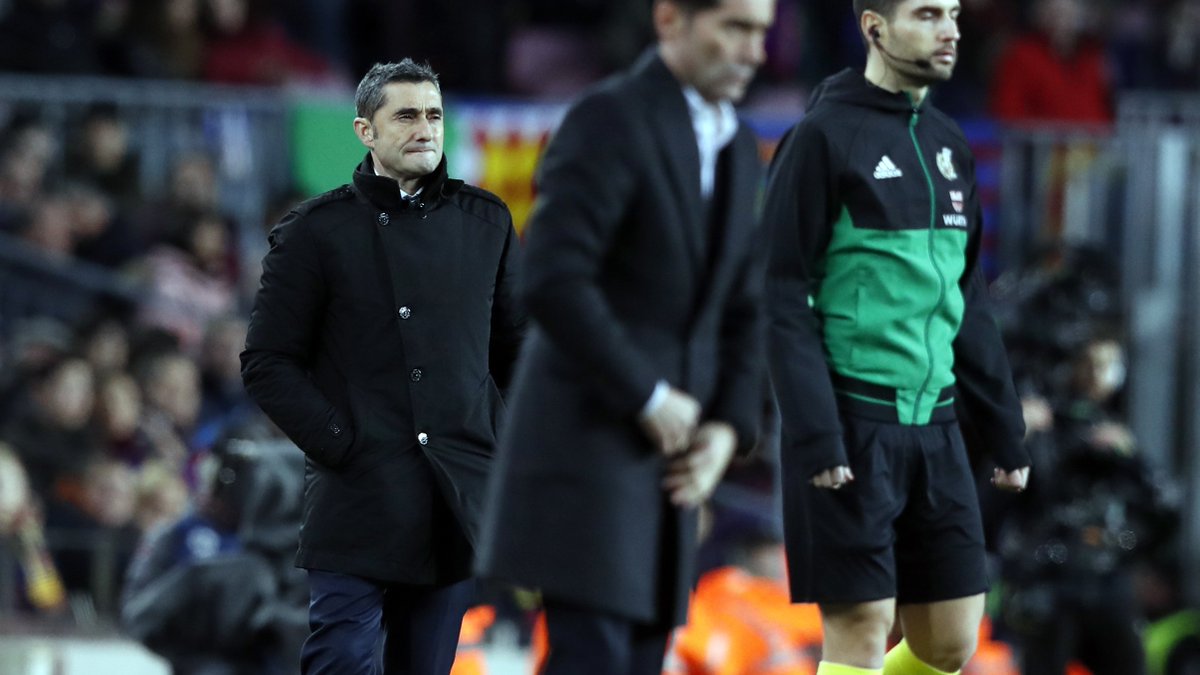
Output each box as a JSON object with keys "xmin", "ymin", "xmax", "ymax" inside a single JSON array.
[{"xmin": 354, "ymin": 59, "xmax": 441, "ymax": 121}]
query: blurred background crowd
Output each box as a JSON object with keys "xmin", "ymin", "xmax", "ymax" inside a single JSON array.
[
  {"xmin": 0, "ymin": 0, "xmax": 1197, "ymax": 114},
  {"xmin": 0, "ymin": 0, "xmax": 1199, "ymax": 674}
]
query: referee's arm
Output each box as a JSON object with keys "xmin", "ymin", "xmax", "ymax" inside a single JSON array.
[{"xmin": 764, "ymin": 121, "xmax": 848, "ymax": 480}]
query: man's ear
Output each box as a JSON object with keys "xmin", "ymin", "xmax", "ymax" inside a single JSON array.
[
  {"xmin": 862, "ymin": 10, "xmax": 885, "ymax": 47},
  {"xmin": 653, "ymin": 0, "xmax": 684, "ymax": 42},
  {"xmin": 353, "ymin": 117, "xmax": 374, "ymax": 148}
]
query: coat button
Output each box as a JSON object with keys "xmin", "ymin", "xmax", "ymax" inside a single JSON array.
[
  {"xmin": 417, "ymin": 432, "xmax": 429, "ymax": 445},
  {"xmin": 329, "ymin": 423, "xmax": 342, "ymax": 436},
  {"xmin": 398, "ymin": 306, "xmax": 412, "ymax": 320},
  {"xmin": 377, "ymin": 212, "xmax": 390, "ymax": 226},
  {"xmin": 410, "ymin": 368, "xmax": 422, "ymax": 382}
]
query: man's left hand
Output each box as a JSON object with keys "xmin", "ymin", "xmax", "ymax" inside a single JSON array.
[{"xmin": 663, "ymin": 422, "xmax": 737, "ymax": 508}]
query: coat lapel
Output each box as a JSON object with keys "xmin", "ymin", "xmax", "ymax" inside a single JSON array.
[
  {"xmin": 684, "ymin": 132, "xmax": 756, "ymax": 337},
  {"xmin": 633, "ymin": 52, "xmax": 705, "ymax": 269},
  {"xmin": 715, "ymin": 131, "xmax": 758, "ymax": 277}
]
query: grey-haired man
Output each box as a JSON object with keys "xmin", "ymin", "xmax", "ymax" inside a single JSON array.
[{"xmin": 242, "ymin": 60, "xmax": 525, "ymax": 674}]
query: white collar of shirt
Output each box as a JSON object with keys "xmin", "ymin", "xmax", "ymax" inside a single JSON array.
[
  {"xmin": 682, "ymin": 86, "xmax": 738, "ymax": 199},
  {"xmin": 373, "ymin": 162, "xmax": 423, "ymax": 201}
]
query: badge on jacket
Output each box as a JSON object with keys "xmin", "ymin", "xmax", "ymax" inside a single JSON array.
[{"xmin": 937, "ymin": 148, "xmax": 958, "ymax": 181}]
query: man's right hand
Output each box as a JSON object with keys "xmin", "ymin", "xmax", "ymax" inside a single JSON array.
[
  {"xmin": 639, "ymin": 388, "xmax": 701, "ymax": 456},
  {"xmin": 811, "ymin": 465, "xmax": 854, "ymax": 489}
]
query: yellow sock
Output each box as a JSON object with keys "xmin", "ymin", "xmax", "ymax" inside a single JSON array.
[
  {"xmin": 883, "ymin": 639, "xmax": 959, "ymax": 675},
  {"xmin": 817, "ymin": 661, "xmax": 883, "ymax": 675}
]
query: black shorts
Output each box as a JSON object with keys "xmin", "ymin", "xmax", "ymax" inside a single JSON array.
[{"xmin": 782, "ymin": 408, "xmax": 988, "ymax": 605}]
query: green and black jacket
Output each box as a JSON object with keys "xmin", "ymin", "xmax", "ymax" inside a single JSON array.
[{"xmin": 764, "ymin": 68, "xmax": 1029, "ymax": 476}]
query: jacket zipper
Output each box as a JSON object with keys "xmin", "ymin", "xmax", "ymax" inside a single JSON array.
[{"xmin": 908, "ymin": 106, "xmax": 946, "ymax": 424}]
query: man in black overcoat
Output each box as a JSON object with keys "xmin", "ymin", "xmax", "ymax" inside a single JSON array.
[
  {"xmin": 241, "ymin": 59, "xmax": 525, "ymax": 675},
  {"xmin": 476, "ymin": 1, "xmax": 776, "ymax": 672}
]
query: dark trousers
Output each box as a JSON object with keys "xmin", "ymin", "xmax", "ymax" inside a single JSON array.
[
  {"xmin": 542, "ymin": 598, "xmax": 671, "ymax": 675},
  {"xmin": 300, "ymin": 570, "xmax": 474, "ymax": 675}
]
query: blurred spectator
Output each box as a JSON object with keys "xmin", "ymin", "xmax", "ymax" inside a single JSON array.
[
  {"xmin": 91, "ymin": 0, "xmax": 137, "ymax": 76},
  {"xmin": 43, "ymin": 455, "xmax": 140, "ymax": 613},
  {"xmin": 131, "ymin": 459, "xmax": 189, "ymax": 534},
  {"xmin": 0, "ymin": 117, "xmax": 57, "ymax": 212},
  {"xmin": 93, "ymin": 371, "xmax": 155, "ymax": 466},
  {"xmin": 64, "ymin": 105, "xmax": 142, "ymax": 210},
  {"xmin": 2, "ymin": 354, "xmax": 98, "ymax": 497},
  {"xmin": 0, "ymin": 316, "xmax": 72, "ymax": 421},
  {"xmin": 1159, "ymin": 0, "xmax": 1200, "ymax": 89},
  {"xmin": 133, "ymin": 350, "xmax": 200, "ymax": 463},
  {"xmin": 1121, "ymin": 0, "xmax": 1200, "ymax": 90},
  {"xmin": 0, "ymin": 442, "xmax": 67, "ymax": 614},
  {"xmin": 18, "ymin": 193, "xmax": 74, "ymax": 258},
  {"xmin": 158, "ymin": 152, "xmax": 221, "ymax": 223},
  {"xmin": 79, "ymin": 315, "xmax": 132, "ymax": 377},
  {"xmin": 343, "ymin": 0, "xmax": 507, "ymax": 94},
  {"xmin": 124, "ymin": 0, "xmax": 207, "ymax": 79},
  {"xmin": 272, "ymin": 0, "xmax": 351, "ymax": 73},
  {"xmin": 505, "ymin": 0, "xmax": 608, "ymax": 97},
  {"xmin": 134, "ymin": 209, "xmax": 238, "ymax": 351},
  {"xmin": 132, "ymin": 152, "xmax": 234, "ymax": 255},
  {"xmin": 59, "ymin": 455, "xmax": 138, "ymax": 528},
  {"xmin": 64, "ymin": 181, "xmax": 144, "ymax": 268},
  {"xmin": 201, "ymin": 0, "xmax": 336, "ymax": 86},
  {"xmin": 990, "ymin": 0, "xmax": 1114, "ymax": 124},
  {"xmin": 0, "ymin": 0, "xmax": 103, "ymax": 74},
  {"xmin": 194, "ymin": 315, "xmax": 255, "ymax": 449}
]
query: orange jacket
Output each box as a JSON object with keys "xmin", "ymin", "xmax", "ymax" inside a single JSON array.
[
  {"xmin": 451, "ymin": 605, "xmax": 496, "ymax": 675},
  {"xmin": 665, "ymin": 566, "xmax": 822, "ymax": 675}
]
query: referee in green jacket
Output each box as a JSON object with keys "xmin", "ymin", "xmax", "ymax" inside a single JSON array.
[{"xmin": 763, "ymin": 2, "xmax": 1030, "ymax": 675}]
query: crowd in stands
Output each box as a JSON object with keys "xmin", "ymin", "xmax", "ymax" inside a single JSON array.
[
  {"xmin": 0, "ymin": 91, "xmax": 282, "ymax": 633},
  {"xmin": 0, "ymin": 0, "xmax": 1197, "ymax": 114}
]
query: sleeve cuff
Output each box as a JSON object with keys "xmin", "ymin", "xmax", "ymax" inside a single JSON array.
[{"xmin": 638, "ymin": 380, "xmax": 670, "ymax": 419}]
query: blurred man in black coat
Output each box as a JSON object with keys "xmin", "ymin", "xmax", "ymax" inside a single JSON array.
[
  {"xmin": 241, "ymin": 59, "xmax": 525, "ymax": 675},
  {"xmin": 476, "ymin": 1, "xmax": 775, "ymax": 672}
]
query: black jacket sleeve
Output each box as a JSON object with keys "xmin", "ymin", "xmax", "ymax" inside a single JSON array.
[
  {"xmin": 763, "ymin": 121, "xmax": 848, "ymax": 477},
  {"xmin": 240, "ymin": 210, "xmax": 355, "ymax": 468},
  {"xmin": 952, "ymin": 166, "xmax": 1030, "ymax": 472},
  {"xmin": 519, "ymin": 92, "xmax": 663, "ymax": 416},
  {"xmin": 489, "ymin": 216, "xmax": 527, "ymax": 395}
]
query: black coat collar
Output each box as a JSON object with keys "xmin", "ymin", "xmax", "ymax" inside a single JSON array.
[{"xmin": 351, "ymin": 153, "xmax": 463, "ymax": 212}]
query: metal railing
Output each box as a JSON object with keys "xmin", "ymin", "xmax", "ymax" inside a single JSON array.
[{"xmin": 0, "ymin": 230, "xmax": 144, "ymax": 338}]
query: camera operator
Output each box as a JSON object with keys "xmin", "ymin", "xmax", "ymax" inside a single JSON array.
[
  {"xmin": 121, "ymin": 439, "xmax": 307, "ymax": 675},
  {"xmin": 995, "ymin": 333, "xmax": 1178, "ymax": 675}
]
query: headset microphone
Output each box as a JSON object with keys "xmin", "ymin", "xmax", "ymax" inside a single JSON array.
[{"xmin": 869, "ymin": 26, "xmax": 933, "ymax": 70}]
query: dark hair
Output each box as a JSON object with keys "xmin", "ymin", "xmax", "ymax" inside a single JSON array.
[
  {"xmin": 354, "ymin": 59, "xmax": 440, "ymax": 121},
  {"xmin": 852, "ymin": 0, "xmax": 905, "ymax": 21},
  {"xmin": 664, "ymin": 0, "xmax": 722, "ymax": 12}
]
